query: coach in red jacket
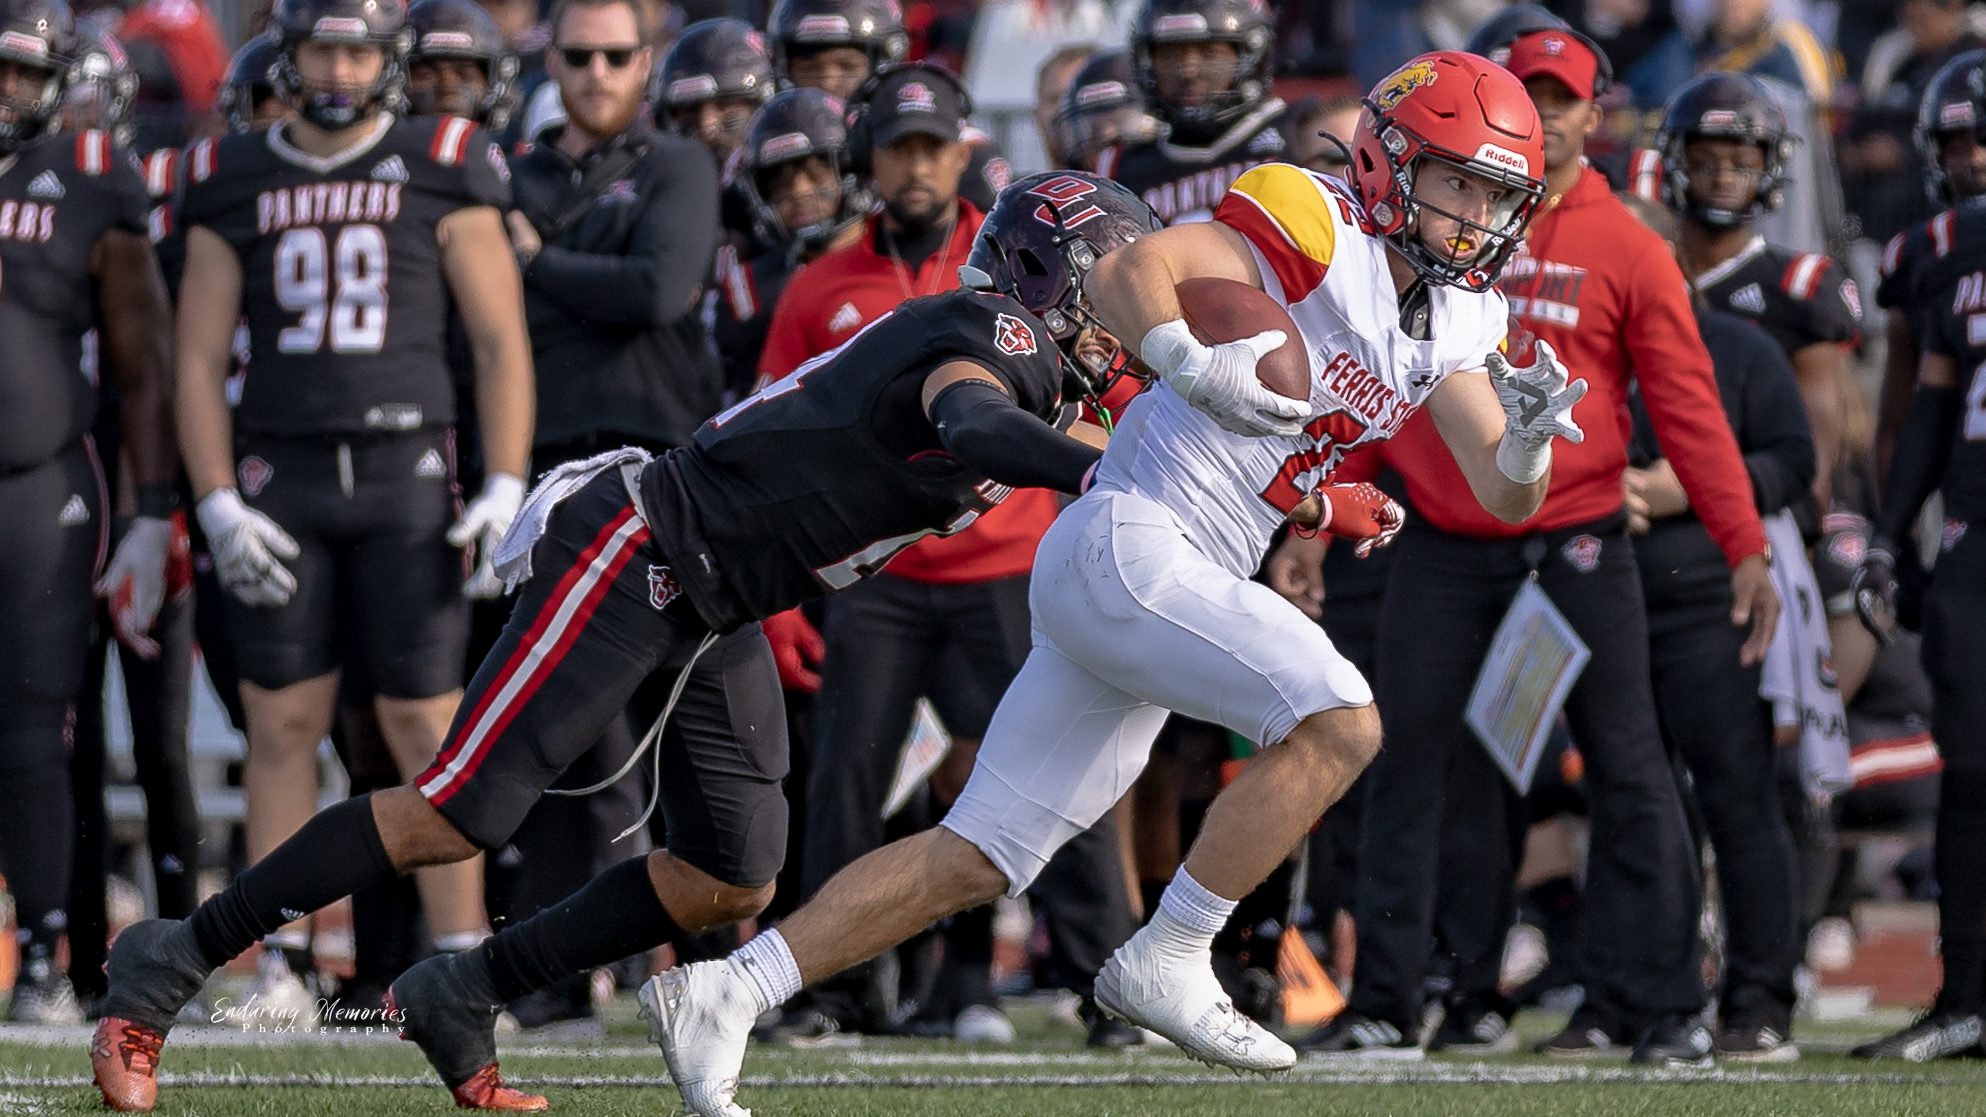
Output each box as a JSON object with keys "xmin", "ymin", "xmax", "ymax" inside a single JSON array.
[{"xmin": 1303, "ymin": 31, "xmax": 1777, "ymax": 1065}]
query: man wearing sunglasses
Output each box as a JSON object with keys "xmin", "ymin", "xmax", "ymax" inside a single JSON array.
[{"xmin": 505, "ymin": 0, "xmax": 723, "ymax": 467}]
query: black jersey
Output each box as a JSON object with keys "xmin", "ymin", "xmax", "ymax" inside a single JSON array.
[
  {"xmin": 1878, "ymin": 205, "xmax": 1967, "ymax": 337},
  {"xmin": 1912, "ymin": 200, "xmax": 1986, "ymax": 522},
  {"xmin": 709, "ymin": 241, "xmax": 799, "ymax": 400},
  {"xmin": 1692, "ymin": 234, "xmax": 1862, "ymax": 358},
  {"xmin": 640, "ymin": 288, "xmax": 1069, "ymax": 628},
  {"xmin": 1098, "ymin": 100, "xmax": 1287, "ymax": 225},
  {"xmin": 0, "ymin": 130, "xmax": 150, "ymax": 472},
  {"xmin": 177, "ymin": 114, "xmax": 510, "ymax": 436}
]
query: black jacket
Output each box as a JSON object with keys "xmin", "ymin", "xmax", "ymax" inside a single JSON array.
[
  {"xmin": 510, "ymin": 123, "xmax": 723, "ymax": 451},
  {"xmin": 1630, "ymin": 306, "xmax": 1815, "ymax": 609}
]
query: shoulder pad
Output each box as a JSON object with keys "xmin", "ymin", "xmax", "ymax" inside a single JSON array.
[
  {"xmin": 1628, "ymin": 148, "xmax": 1663, "ymax": 204},
  {"xmin": 1930, "ymin": 210, "xmax": 1957, "ymax": 259},
  {"xmin": 1216, "ymin": 162, "xmax": 1356, "ymax": 303},
  {"xmin": 187, "ymin": 137, "xmax": 219, "ymax": 184},
  {"xmin": 1880, "ymin": 229, "xmax": 1910, "ymax": 278},
  {"xmin": 1779, "ymin": 253, "xmax": 1830, "ymax": 301},
  {"xmin": 428, "ymin": 116, "xmax": 477, "ymax": 166},
  {"xmin": 715, "ymin": 244, "xmax": 758, "ymax": 319},
  {"xmin": 73, "ymin": 130, "xmax": 115, "ymax": 177},
  {"xmin": 1095, "ymin": 145, "xmax": 1121, "ymax": 180}
]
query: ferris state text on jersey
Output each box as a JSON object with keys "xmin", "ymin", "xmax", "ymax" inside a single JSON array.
[
  {"xmin": 0, "ymin": 130, "xmax": 150, "ymax": 474},
  {"xmin": 174, "ymin": 114, "xmax": 511, "ymax": 437},
  {"xmin": 637, "ymin": 288, "xmax": 1070, "ymax": 632}
]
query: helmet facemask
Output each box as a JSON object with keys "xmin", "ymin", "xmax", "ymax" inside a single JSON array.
[
  {"xmin": 277, "ymin": 31, "xmax": 411, "ymax": 131},
  {"xmin": 0, "ymin": 56, "xmax": 68, "ymax": 153},
  {"xmin": 1365, "ymin": 110, "xmax": 1544, "ymax": 292}
]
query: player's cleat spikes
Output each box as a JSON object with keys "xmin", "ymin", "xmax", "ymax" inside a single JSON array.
[
  {"xmin": 91, "ymin": 1017, "xmax": 165, "ymax": 1113},
  {"xmin": 448, "ymin": 1063, "xmax": 549, "ymax": 1111},
  {"xmin": 98, "ymin": 919, "xmax": 213, "ymax": 1034},
  {"xmin": 388, "ymin": 951, "xmax": 522, "ymax": 1103},
  {"xmin": 640, "ymin": 962, "xmax": 760, "ymax": 1117},
  {"xmin": 1093, "ymin": 931, "xmax": 1295, "ymax": 1074}
]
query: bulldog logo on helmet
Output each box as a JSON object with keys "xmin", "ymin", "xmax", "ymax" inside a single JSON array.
[{"xmin": 1374, "ymin": 60, "xmax": 1437, "ymax": 112}]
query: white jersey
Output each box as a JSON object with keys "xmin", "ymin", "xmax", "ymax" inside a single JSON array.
[{"xmin": 1092, "ymin": 162, "xmax": 1510, "ymax": 577}]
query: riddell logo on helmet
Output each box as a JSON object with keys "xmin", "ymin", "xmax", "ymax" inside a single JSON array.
[
  {"xmin": 1943, "ymin": 102, "xmax": 1976, "ymax": 127},
  {"xmin": 0, "ymin": 30, "xmax": 47, "ymax": 57},
  {"xmin": 422, "ymin": 30, "xmax": 475, "ymax": 50},
  {"xmin": 1076, "ymin": 81, "xmax": 1128, "ymax": 106},
  {"xmin": 1153, "ymin": 13, "xmax": 1209, "ymax": 36},
  {"xmin": 760, "ymin": 132, "xmax": 812, "ymax": 160},
  {"xmin": 1473, "ymin": 143, "xmax": 1530, "ymax": 175},
  {"xmin": 1374, "ymin": 61, "xmax": 1437, "ymax": 112},
  {"xmin": 312, "ymin": 16, "xmax": 370, "ymax": 38},
  {"xmin": 794, "ymin": 14, "xmax": 850, "ymax": 38},
  {"xmin": 1699, "ymin": 109, "xmax": 1738, "ymax": 129},
  {"xmin": 671, "ymin": 75, "xmax": 719, "ymax": 99}
]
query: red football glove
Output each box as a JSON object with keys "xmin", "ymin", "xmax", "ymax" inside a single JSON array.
[
  {"xmin": 761, "ymin": 607, "xmax": 826, "ymax": 693},
  {"xmin": 1308, "ymin": 482, "xmax": 1405, "ymax": 558}
]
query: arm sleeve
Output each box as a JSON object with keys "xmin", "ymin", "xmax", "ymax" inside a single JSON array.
[
  {"xmin": 1734, "ymin": 327, "xmax": 1817, "ymax": 516},
  {"xmin": 930, "ymin": 379, "xmax": 1101, "ymax": 495},
  {"xmin": 1623, "ymin": 237, "xmax": 1769, "ymax": 564},
  {"xmin": 1874, "ymin": 383, "xmax": 1962, "ymax": 545},
  {"xmin": 524, "ymin": 139, "xmax": 720, "ymax": 328}
]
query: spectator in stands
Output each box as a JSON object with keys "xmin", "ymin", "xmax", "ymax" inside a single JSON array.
[
  {"xmin": 1840, "ymin": 0, "xmax": 1982, "ymax": 249},
  {"xmin": 1626, "ymin": 0, "xmax": 1836, "ymax": 110}
]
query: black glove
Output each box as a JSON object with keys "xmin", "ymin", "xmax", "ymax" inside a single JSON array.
[{"xmin": 1851, "ymin": 540, "xmax": 1899, "ymax": 644}]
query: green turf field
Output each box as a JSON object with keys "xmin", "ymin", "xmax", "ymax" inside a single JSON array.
[{"xmin": 5, "ymin": 1001, "xmax": 1986, "ymax": 1116}]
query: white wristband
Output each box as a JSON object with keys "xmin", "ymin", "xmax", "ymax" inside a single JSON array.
[
  {"xmin": 481, "ymin": 472, "xmax": 526, "ymax": 504},
  {"xmin": 1137, "ymin": 320, "xmax": 1198, "ymax": 380},
  {"xmin": 1495, "ymin": 432, "xmax": 1551, "ymax": 485}
]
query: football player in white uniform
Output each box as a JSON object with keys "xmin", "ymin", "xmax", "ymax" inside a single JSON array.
[{"xmin": 644, "ymin": 51, "xmax": 1589, "ymax": 1115}]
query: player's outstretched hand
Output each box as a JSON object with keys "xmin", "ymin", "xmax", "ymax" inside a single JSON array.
[
  {"xmin": 1488, "ymin": 340, "xmax": 1587, "ymax": 447},
  {"xmin": 1138, "ymin": 320, "xmax": 1307, "ymax": 438},
  {"xmin": 96, "ymin": 515, "xmax": 177, "ymax": 658},
  {"xmin": 450, "ymin": 473, "xmax": 526, "ymax": 599},
  {"xmin": 1851, "ymin": 543, "xmax": 1899, "ymax": 645},
  {"xmin": 197, "ymin": 488, "xmax": 301, "ymax": 608}
]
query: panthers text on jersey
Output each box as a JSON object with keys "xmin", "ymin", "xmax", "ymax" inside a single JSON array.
[
  {"xmin": 175, "ymin": 113, "xmax": 510, "ymax": 436},
  {"xmin": 1097, "ymin": 99, "xmax": 1287, "ymax": 225},
  {"xmin": 1907, "ymin": 199, "xmax": 1986, "ymax": 525},
  {"xmin": 638, "ymin": 287, "xmax": 1071, "ymax": 629},
  {"xmin": 1091, "ymin": 161, "xmax": 1506, "ymax": 579},
  {"xmin": 0, "ymin": 129, "xmax": 150, "ymax": 471},
  {"xmin": 1691, "ymin": 233, "xmax": 1862, "ymax": 356}
]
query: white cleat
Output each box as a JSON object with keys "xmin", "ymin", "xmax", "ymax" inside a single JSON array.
[
  {"xmin": 1093, "ymin": 933, "xmax": 1295, "ymax": 1075},
  {"xmin": 638, "ymin": 963, "xmax": 758, "ymax": 1117}
]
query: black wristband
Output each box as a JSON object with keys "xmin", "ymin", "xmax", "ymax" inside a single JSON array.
[{"xmin": 136, "ymin": 482, "xmax": 180, "ymax": 519}]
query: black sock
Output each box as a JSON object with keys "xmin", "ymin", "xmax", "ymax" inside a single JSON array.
[
  {"xmin": 0, "ymin": 728, "xmax": 75, "ymax": 960},
  {"xmin": 939, "ymin": 905, "xmax": 995, "ymax": 1007},
  {"xmin": 188, "ymin": 792, "xmax": 396, "ymax": 968},
  {"xmin": 483, "ymin": 855, "xmax": 680, "ymax": 1003},
  {"xmin": 1937, "ymin": 771, "xmax": 1986, "ymax": 1014}
]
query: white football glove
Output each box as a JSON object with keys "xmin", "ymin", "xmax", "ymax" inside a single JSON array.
[
  {"xmin": 1139, "ymin": 319, "xmax": 1308, "ymax": 438},
  {"xmin": 449, "ymin": 473, "xmax": 525, "ymax": 599},
  {"xmin": 196, "ymin": 488, "xmax": 300, "ymax": 607},
  {"xmin": 1486, "ymin": 339, "xmax": 1588, "ymax": 483},
  {"xmin": 96, "ymin": 515, "xmax": 174, "ymax": 658}
]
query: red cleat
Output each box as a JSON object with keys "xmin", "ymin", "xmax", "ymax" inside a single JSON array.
[
  {"xmin": 450, "ymin": 1063, "xmax": 548, "ymax": 1111},
  {"xmin": 91, "ymin": 1016, "xmax": 164, "ymax": 1112}
]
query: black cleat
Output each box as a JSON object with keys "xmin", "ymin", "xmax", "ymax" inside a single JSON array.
[
  {"xmin": 1427, "ymin": 996, "xmax": 1517, "ymax": 1055},
  {"xmin": 388, "ymin": 949, "xmax": 509, "ymax": 1090},
  {"xmin": 1534, "ymin": 1006, "xmax": 1628, "ymax": 1059},
  {"xmin": 1850, "ymin": 1009, "xmax": 1984, "ymax": 1061},
  {"xmin": 1715, "ymin": 1018, "xmax": 1799, "ymax": 1063},
  {"xmin": 1630, "ymin": 1014, "xmax": 1714, "ymax": 1068},
  {"xmin": 1296, "ymin": 1010, "xmax": 1424, "ymax": 1060}
]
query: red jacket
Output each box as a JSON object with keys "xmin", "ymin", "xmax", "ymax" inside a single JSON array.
[
  {"xmin": 759, "ymin": 201, "xmax": 1060, "ymax": 585},
  {"xmin": 1342, "ymin": 164, "xmax": 1767, "ymax": 566}
]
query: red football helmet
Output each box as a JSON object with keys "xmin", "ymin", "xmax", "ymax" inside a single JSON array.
[{"xmin": 1350, "ymin": 51, "xmax": 1547, "ymax": 291}]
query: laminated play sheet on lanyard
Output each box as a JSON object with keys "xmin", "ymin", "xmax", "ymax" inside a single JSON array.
[{"xmin": 1465, "ymin": 580, "xmax": 1591, "ymax": 795}]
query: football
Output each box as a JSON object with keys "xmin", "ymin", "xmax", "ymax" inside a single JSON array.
[{"xmin": 1176, "ymin": 276, "xmax": 1311, "ymax": 402}]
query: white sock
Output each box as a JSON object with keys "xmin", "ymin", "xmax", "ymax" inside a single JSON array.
[
  {"xmin": 1149, "ymin": 867, "xmax": 1238, "ymax": 955},
  {"xmin": 732, "ymin": 929, "xmax": 803, "ymax": 1013}
]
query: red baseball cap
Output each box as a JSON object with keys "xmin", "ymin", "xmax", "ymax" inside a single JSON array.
[{"xmin": 1503, "ymin": 29, "xmax": 1601, "ymax": 100}]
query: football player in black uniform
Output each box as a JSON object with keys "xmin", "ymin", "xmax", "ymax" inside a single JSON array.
[
  {"xmin": 1877, "ymin": 50, "xmax": 1986, "ymax": 477},
  {"xmin": 92, "ymin": 171, "xmax": 1150, "ymax": 1112},
  {"xmin": 93, "ymin": 0, "xmax": 534, "ymax": 1067},
  {"xmin": 1050, "ymin": 47, "xmax": 1158, "ymax": 172},
  {"xmin": 712, "ymin": 86, "xmax": 870, "ymax": 398},
  {"xmin": 217, "ymin": 30, "xmax": 286, "ymax": 133},
  {"xmin": 0, "ymin": 0, "xmax": 175, "ymax": 1023},
  {"xmin": 1658, "ymin": 71, "xmax": 1861, "ymax": 516},
  {"xmin": 405, "ymin": 0, "xmax": 519, "ymax": 134},
  {"xmin": 654, "ymin": 17, "xmax": 773, "ymax": 167},
  {"xmin": 1847, "ymin": 79, "xmax": 1986, "ymax": 1064},
  {"xmin": 766, "ymin": 0, "xmax": 1008, "ymax": 211},
  {"xmin": 1099, "ymin": 0, "xmax": 1286, "ymax": 224}
]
